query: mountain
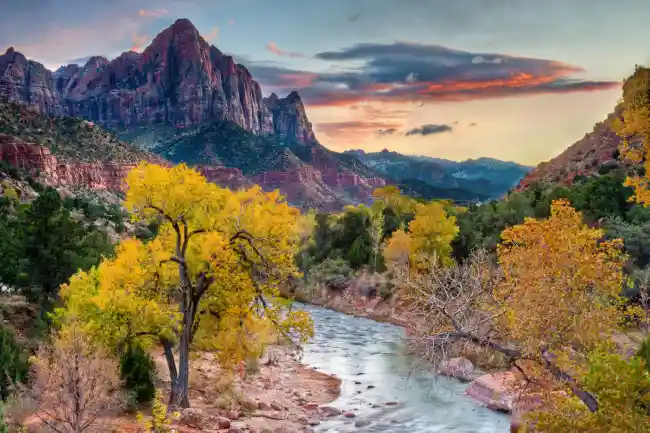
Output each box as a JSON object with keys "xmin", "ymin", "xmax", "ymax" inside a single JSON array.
[
  {"xmin": 0, "ymin": 19, "xmax": 313, "ymax": 142},
  {"xmin": 0, "ymin": 96, "xmax": 161, "ymax": 192},
  {"xmin": 0, "ymin": 19, "xmax": 389, "ymax": 210},
  {"xmin": 515, "ymin": 108, "xmax": 632, "ymax": 190},
  {"xmin": 0, "ymin": 18, "xmax": 529, "ymax": 209},
  {"xmin": 346, "ymin": 149, "xmax": 532, "ymax": 202}
]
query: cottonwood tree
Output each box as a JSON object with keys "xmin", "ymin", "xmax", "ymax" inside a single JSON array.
[
  {"xmin": 615, "ymin": 66, "xmax": 650, "ymax": 205},
  {"xmin": 398, "ymin": 200, "xmax": 633, "ymax": 416},
  {"xmin": 55, "ymin": 163, "xmax": 313, "ymax": 408},
  {"xmin": 28, "ymin": 326, "xmax": 120, "ymax": 433},
  {"xmin": 384, "ymin": 201, "xmax": 459, "ymax": 270}
]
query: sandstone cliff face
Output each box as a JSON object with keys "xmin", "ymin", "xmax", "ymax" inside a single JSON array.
[
  {"xmin": 0, "ymin": 19, "xmax": 314, "ymax": 144},
  {"xmin": 264, "ymin": 91, "xmax": 315, "ymax": 143},
  {"xmin": 0, "ymin": 133, "xmax": 139, "ymax": 191}
]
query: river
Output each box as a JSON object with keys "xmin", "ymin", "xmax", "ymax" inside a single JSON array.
[{"xmin": 298, "ymin": 304, "xmax": 510, "ymax": 432}]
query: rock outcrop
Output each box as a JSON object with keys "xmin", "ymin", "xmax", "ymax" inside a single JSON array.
[
  {"xmin": 0, "ymin": 19, "xmax": 315, "ymax": 144},
  {"xmin": 0, "ymin": 133, "xmax": 142, "ymax": 191}
]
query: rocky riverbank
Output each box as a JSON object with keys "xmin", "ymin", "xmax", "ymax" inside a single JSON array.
[{"xmin": 21, "ymin": 345, "xmax": 343, "ymax": 433}]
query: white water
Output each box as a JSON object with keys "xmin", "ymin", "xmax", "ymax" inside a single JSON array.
[{"xmin": 298, "ymin": 304, "xmax": 510, "ymax": 432}]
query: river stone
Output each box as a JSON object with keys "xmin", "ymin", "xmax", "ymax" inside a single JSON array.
[
  {"xmin": 217, "ymin": 416, "xmax": 232, "ymax": 429},
  {"xmin": 465, "ymin": 371, "xmax": 523, "ymax": 412},
  {"xmin": 355, "ymin": 420, "xmax": 371, "ymax": 427},
  {"xmin": 344, "ymin": 412, "xmax": 356, "ymax": 418},
  {"xmin": 437, "ymin": 357, "xmax": 475, "ymax": 382},
  {"xmin": 180, "ymin": 408, "xmax": 213, "ymax": 429},
  {"xmin": 320, "ymin": 406, "xmax": 342, "ymax": 417}
]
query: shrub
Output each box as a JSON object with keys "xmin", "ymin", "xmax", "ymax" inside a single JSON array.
[
  {"xmin": 0, "ymin": 326, "xmax": 28, "ymax": 401},
  {"xmin": 308, "ymin": 258, "xmax": 354, "ymax": 291},
  {"xmin": 637, "ymin": 334, "xmax": 650, "ymax": 372},
  {"xmin": 0, "ymin": 404, "xmax": 8, "ymax": 433},
  {"xmin": 137, "ymin": 391, "xmax": 179, "ymax": 433},
  {"xmin": 120, "ymin": 342, "xmax": 156, "ymax": 407}
]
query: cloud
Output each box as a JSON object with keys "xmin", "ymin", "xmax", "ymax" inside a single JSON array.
[
  {"xmin": 65, "ymin": 55, "xmax": 96, "ymax": 65},
  {"xmin": 405, "ymin": 124, "xmax": 453, "ymax": 136},
  {"xmin": 130, "ymin": 31, "xmax": 150, "ymax": 52},
  {"xmin": 376, "ymin": 128, "xmax": 397, "ymax": 136},
  {"xmin": 227, "ymin": 19, "xmax": 235, "ymax": 26},
  {"xmin": 266, "ymin": 42, "xmax": 306, "ymax": 58},
  {"xmin": 138, "ymin": 9, "xmax": 169, "ymax": 18},
  {"xmin": 202, "ymin": 26, "xmax": 219, "ymax": 42},
  {"xmin": 349, "ymin": 13, "xmax": 361, "ymax": 22},
  {"xmin": 469, "ymin": 122, "xmax": 478, "ymax": 126},
  {"xmin": 247, "ymin": 41, "xmax": 619, "ymax": 109},
  {"xmin": 316, "ymin": 120, "xmax": 402, "ymax": 142}
]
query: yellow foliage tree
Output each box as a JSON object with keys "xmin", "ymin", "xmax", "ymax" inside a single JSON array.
[
  {"xmin": 55, "ymin": 163, "xmax": 313, "ymax": 408},
  {"xmin": 401, "ymin": 199, "xmax": 632, "ymax": 420},
  {"xmin": 408, "ymin": 202, "xmax": 459, "ymax": 267},
  {"xmin": 372, "ymin": 186, "xmax": 416, "ymax": 216},
  {"xmin": 614, "ymin": 66, "xmax": 650, "ymax": 205},
  {"xmin": 383, "ymin": 230, "xmax": 413, "ymax": 270},
  {"xmin": 383, "ymin": 201, "xmax": 458, "ymax": 269}
]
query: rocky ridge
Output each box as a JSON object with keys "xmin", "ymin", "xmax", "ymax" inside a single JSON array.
[
  {"xmin": 515, "ymin": 109, "xmax": 629, "ymax": 190},
  {"xmin": 0, "ymin": 19, "xmax": 387, "ymax": 209},
  {"xmin": 0, "ymin": 19, "xmax": 311, "ymax": 142}
]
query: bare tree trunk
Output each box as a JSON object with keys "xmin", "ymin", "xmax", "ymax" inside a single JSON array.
[
  {"xmin": 161, "ymin": 338, "xmax": 181, "ymax": 407},
  {"xmin": 174, "ymin": 323, "xmax": 192, "ymax": 408}
]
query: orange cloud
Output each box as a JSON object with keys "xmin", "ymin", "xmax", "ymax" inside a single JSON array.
[
  {"xmin": 202, "ymin": 26, "xmax": 219, "ymax": 42},
  {"xmin": 266, "ymin": 42, "xmax": 306, "ymax": 58},
  {"xmin": 316, "ymin": 120, "xmax": 403, "ymax": 142},
  {"xmin": 138, "ymin": 9, "xmax": 169, "ymax": 18},
  {"xmin": 130, "ymin": 31, "xmax": 150, "ymax": 52}
]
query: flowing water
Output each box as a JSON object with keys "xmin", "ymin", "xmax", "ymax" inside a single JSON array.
[{"xmin": 298, "ymin": 304, "xmax": 509, "ymax": 432}]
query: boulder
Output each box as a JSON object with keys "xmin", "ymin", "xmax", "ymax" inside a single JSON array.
[
  {"xmin": 437, "ymin": 357, "xmax": 475, "ymax": 382},
  {"xmin": 465, "ymin": 371, "xmax": 523, "ymax": 412},
  {"xmin": 180, "ymin": 408, "xmax": 212, "ymax": 429}
]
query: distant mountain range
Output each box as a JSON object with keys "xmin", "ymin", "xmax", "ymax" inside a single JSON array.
[
  {"xmin": 0, "ymin": 18, "xmax": 532, "ymax": 209},
  {"xmin": 346, "ymin": 149, "xmax": 532, "ymax": 202}
]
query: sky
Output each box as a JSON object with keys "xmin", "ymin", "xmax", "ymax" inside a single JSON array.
[{"xmin": 2, "ymin": 0, "xmax": 650, "ymax": 166}]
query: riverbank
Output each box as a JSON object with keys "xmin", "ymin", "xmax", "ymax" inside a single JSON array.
[{"xmin": 21, "ymin": 344, "xmax": 342, "ymax": 433}]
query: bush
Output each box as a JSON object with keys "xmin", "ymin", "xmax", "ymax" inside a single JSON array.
[
  {"xmin": 308, "ymin": 258, "xmax": 354, "ymax": 291},
  {"xmin": 0, "ymin": 403, "xmax": 8, "ymax": 433},
  {"xmin": 637, "ymin": 334, "xmax": 650, "ymax": 372},
  {"xmin": 0, "ymin": 326, "xmax": 28, "ymax": 401},
  {"xmin": 120, "ymin": 342, "xmax": 156, "ymax": 407}
]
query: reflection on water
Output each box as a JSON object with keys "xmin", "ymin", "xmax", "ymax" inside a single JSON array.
[{"xmin": 298, "ymin": 304, "xmax": 509, "ymax": 432}]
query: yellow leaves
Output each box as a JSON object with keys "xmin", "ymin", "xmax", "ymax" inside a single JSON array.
[
  {"xmin": 58, "ymin": 162, "xmax": 312, "ymax": 366},
  {"xmin": 408, "ymin": 202, "xmax": 459, "ymax": 268},
  {"xmin": 495, "ymin": 199, "xmax": 628, "ymax": 358},
  {"xmin": 614, "ymin": 66, "xmax": 650, "ymax": 207},
  {"xmin": 383, "ymin": 230, "xmax": 413, "ymax": 270}
]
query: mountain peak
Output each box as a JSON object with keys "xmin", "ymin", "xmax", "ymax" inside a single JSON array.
[
  {"xmin": 4, "ymin": 47, "xmax": 14, "ymax": 55},
  {"xmin": 170, "ymin": 18, "xmax": 199, "ymax": 33},
  {"xmin": 287, "ymin": 90, "xmax": 302, "ymax": 102}
]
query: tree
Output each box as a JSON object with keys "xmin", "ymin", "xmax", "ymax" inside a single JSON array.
[
  {"xmin": 383, "ymin": 230, "xmax": 413, "ymax": 271},
  {"xmin": 0, "ymin": 187, "xmax": 112, "ymax": 308},
  {"xmin": 0, "ymin": 325, "xmax": 28, "ymax": 401},
  {"xmin": 529, "ymin": 351, "xmax": 650, "ymax": 432},
  {"xmin": 615, "ymin": 66, "xmax": 650, "ymax": 205},
  {"xmin": 28, "ymin": 326, "xmax": 121, "ymax": 433},
  {"xmin": 400, "ymin": 200, "xmax": 632, "ymax": 416},
  {"xmin": 368, "ymin": 210, "xmax": 385, "ymax": 272},
  {"xmin": 407, "ymin": 201, "xmax": 459, "ymax": 267},
  {"xmin": 56, "ymin": 163, "xmax": 313, "ymax": 408}
]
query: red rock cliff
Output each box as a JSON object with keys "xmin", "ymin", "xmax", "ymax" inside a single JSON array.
[
  {"xmin": 0, "ymin": 19, "xmax": 315, "ymax": 144},
  {"xmin": 0, "ymin": 133, "xmax": 139, "ymax": 191}
]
